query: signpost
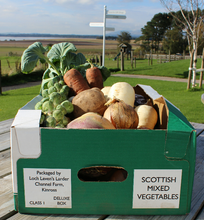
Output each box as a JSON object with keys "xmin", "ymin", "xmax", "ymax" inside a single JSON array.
[{"xmin": 89, "ymin": 5, "xmax": 126, "ymax": 66}]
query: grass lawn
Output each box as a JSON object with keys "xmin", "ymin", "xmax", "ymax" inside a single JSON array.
[{"xmin": 1, "ymin": 76, "xmax": 203, "ymax": 124}]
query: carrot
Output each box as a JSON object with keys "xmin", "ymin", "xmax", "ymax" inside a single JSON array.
[
  {"xmin": 63, "ymin": 69, "xmax": 90, "ymax": 95},
  {"xmin": 86, "ymin": 65, "xmax": 104, "ymax": 89}
]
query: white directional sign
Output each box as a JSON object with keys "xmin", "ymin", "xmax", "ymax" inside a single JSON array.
[
  {"xmin": 106, "ymin": 27, "xmax": 115, "ymax": 31},
  {"xmin": 107, "ymin": 10, "xmax": 126, "ymax": 15},
  {"xmin": 89, "ymin": 22, "xmax": 104, "ymax": 27},
  {"xmin": 89, "ymin": 5, "xmax": 126, "ymax": 65},
  {"xmin": 106, "ymin": 14, "xmax": 126, "ymax": 19}
]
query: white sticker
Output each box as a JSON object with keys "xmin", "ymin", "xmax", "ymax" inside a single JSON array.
[
  {"xmin": 132, "ymin": 169, "xmax": 182, "ymax": 209},
  {"xmin": 23, "ymin": 168, "xmax": 72, "ymax": 208}
]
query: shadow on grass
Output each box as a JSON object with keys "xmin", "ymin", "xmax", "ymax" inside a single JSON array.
[
  {"xmin": 187, "ymin": 87, "xmax": 204, "ymax": 92},
  {"xmin": 1, "ymin": 70, "xmax": 44, "ymax": 87},
  {"xmin": 175, "ymin": 71, "xmax": 189, "ymax": 78},
  {"xmin": 176, "ymin": 71, "xmax": 201, "ymax": 79}
]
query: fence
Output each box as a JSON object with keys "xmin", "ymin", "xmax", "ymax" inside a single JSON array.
[{"xmin": 145, "ymin": 54, "xmax": 191, "ymax": 62}]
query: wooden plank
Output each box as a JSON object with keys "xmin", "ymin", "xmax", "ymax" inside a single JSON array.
[
  {"xmin": 196, "ymin": 206, "xmax": 204, "ymax": 219},
  {"xmin": 8, "ymin": 213, "xmax": 107, "ymax": 219},
  {"xmin": 190, "ymin": 122, "xmax": 204, "ymax": 135},
  {"xmin": 0, "ymin": 174, "xmax": 15, "ymax": 219},
  {"xmin": 105, "ymin": 215, "xmax": 186, "ymax": 219},
  {"xmin": 0, "ymin": 132, "xmax": 10, "ymax": 152},
  {"xmin": 0, "ymin": 118, "xmax": 13, "ymax": 134},
  {"xmin": 0, "ymin": 148, "xmax": 11, "ymax": 178}
]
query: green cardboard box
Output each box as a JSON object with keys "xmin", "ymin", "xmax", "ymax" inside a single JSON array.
[{"xmin": 10, "ymin": 84, "xmax": 196, "ymax": 215}]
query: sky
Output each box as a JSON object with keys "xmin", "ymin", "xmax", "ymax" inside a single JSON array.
[{"xmin": 0, "ymin": 0, "xmax": 168, "ymax": 37}]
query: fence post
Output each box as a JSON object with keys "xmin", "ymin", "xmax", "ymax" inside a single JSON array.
[
  {"xmin": 0, "ymin": 60, "xmax": 2, "ymax": 95},
  {"xmin": 95, "ymin": 55, "xmax": 98, "ymax": 64},
  {"xmin": 187, "ymin": 50, "xmax": 194, "ymax": 90},
  {"xmin": 117, "ymin": 55, "xmax": 119, "ymax": 69},
  {"xmin": 99, "ymin": 55, "xmax": 102, "ymax": 66},
  {"xmin": 135, "ymin": 57, "xmax": 136, "ymax": 68},
  {"xmin": 131, "ymin": 50, "xmax": 133, "ymax": 69},
  {"xmin": 199, "ymin": 48, "xmax": 204, "ymax": 88},
  {"xmin": 169, "ymin": 50, "xmax": 171, "ymax": 62},
  {"xmin": 121, "ymin": 51, "xmax": 124, "ymax": 71}
]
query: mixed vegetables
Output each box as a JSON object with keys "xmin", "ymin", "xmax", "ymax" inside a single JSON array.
[{"xmin": 21, "ymin": 41, "xmax": 159, "ymax": 130}]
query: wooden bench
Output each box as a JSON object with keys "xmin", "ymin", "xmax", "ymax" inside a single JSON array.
[{"xmin": 1, "ymin": 119, "xmax": 204, "ymax": 220}]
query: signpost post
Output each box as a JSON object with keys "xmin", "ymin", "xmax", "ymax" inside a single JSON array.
[{"xmin": 89, "ymin": 5, "xmax": 126, "ymax": 66}]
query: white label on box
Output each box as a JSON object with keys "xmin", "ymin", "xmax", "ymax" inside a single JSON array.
[
  {"xmin": 132, "ymin": 169, "xmax": 182, "ymax": 209},
  {"xmin": 23, "ymin": 168, "xmax": 72, "ymax": 208}
]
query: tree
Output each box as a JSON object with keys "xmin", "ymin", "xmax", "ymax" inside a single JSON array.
[
  {"xmin": 141, "ymin": 13, "xmax": 172, "ymax": 52},
  {"xmin": 160, "ymin": 0, "xmax": 204, "ymax": 87},
  {"xmin": 162, "ymin": 28, "xmax": 188, "ymax": 54},
  {"xmin": 117, "ymin": 31, "xmax": 132, "ymax": 45}
]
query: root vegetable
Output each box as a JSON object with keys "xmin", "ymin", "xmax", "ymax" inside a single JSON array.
[
  {"xmin": 72, "ymin": 87, "xmax": 107, "ymax": 118},
  {"xmin": 86, "ymin": 65, "xmax": 103, "ymax": 89},
  {"xmin": 135, "ymin": 105, "xmax": 158, "ymax": 129},
  {"xmin": 101, "ymin": 86, "xmax": 111, "ymax": 101},
  {"xmin": 104, "ymin": 99, "xmax": 138, "ymax": 129},
  {"xmin": 63, "ymin": 68, "xmax": 90, "ymax": 95},
  {"xmin": 67, "ymin": 112, "xmax": 115, "ymax": 129},
  {"xmin": 108, "ymin": 82, "xmax": 135, "ymax": 107}
]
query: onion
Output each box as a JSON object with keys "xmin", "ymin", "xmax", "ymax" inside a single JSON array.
[{"xmin": 104, "ymin": 99, "xmax": 138, "ymax": 129}]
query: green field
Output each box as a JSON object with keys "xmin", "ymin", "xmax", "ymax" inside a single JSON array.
[
  {"xmin": 1, "ymin": 76, "xmax": 203, "ymax": 123},
  {"xmin": 0, "ymin": 42, "xmax": 203, "ymax": 124}
]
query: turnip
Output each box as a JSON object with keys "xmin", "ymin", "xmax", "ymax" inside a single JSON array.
[
  {"xmin": 135, "ymin": 105, "xmax": 158, "ymax": 130},
  {"xmin": 108, "ymin": 82, "xmax": 135, "ymax": 107}
]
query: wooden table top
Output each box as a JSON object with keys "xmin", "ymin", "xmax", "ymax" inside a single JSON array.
[{"xmin": 0, "ymin": 119, "xmax": 204, "ymax": 220}]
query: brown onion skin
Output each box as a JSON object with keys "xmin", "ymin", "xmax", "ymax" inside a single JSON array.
[{"xmin": 104, "ymin": 100, "xmax": 138, "ymax": 129}]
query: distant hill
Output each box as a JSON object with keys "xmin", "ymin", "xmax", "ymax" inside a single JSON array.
[
  {"xmin": 0, "ymin": 33, "xmax": 101, "ymax": 39},
  {"xmin": 0, "ymin": 32, "xmax": 140, "ymax": 39}
]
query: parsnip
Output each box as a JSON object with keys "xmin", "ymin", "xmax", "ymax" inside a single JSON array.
[{"xmin": 135, "ymin": 105, "xmax": 158, "ymax": 129}]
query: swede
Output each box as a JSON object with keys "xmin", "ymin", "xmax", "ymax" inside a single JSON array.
[{"xmin": 67, "ymin": 112, "xmax": 115, "ymax": 129}]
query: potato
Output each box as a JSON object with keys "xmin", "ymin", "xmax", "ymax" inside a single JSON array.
[{"xmin": 72, "ymin": 87, "xmax": 107, "ymax": 118}]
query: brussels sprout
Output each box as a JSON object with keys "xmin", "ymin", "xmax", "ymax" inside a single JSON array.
[
  {"xmin": 56, "ymin": 104, "xmax": 67, "ymax": 115},
  {"xmin": 41, "ymin": 97, "xmax": 49, "ymax": 103},
  {"xmin": 60, "ymin": 92, "xmax": 67, "ymax": 102},
  {"xmin": 53, "ymin": 76, "xmax": 60, "ymax": 84},
  {"xmin": 55, "ymin": 123, "xmax": 65, "ymax": 128},
  {"xmin": 54, "ymin": 82, "xmax": 63, "ymax": 92},
  {"xmin": 42, "ymin": 89, "xmax": 49, "ymax": 98},
  {"xmin": 40, "ymin": 114, "xmax": 45, "ymax": 125},
  {"xmin": 35, "ymin": 101, "xmax": 43, "ymax": 110},
  {"xmin": 61, "ymin": 100, "xmax": 74, "ymax": 114},
  {"xmin": 59, "ymin": 80, "xmax": 65, "ymax": 86},
  {"xmin": 49, "ymin": 92, "xmax": 61, "ymax": 107},
  {"xmin": 60, "ymin": 85, "xmax": 69, "ymax": 96},
  {"xmin": 47, "ymin": 79, "xmax": 54, "ymax": 88},
  {"xmin": 53, "ymin": 109, "xmax": 64, "ymax": 122},
  {"xmin": 42, "ymin": 100, "xmax": 54, "ymax": 114},
  {"xmin": 62, "ymin": 115, "xmax": 70, "ymax": 126},
  {"xmin": 48, "ymin": 86, "xmax": 57, "ymax": 94},
  {"xmin": 45, "ymin": 116, "xmax": 56, "ymax": 127}
]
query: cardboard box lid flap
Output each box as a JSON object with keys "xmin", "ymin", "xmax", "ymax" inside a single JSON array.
[
  {"xmin": 11, "ymin": 109, "xmax": 41, "ymax": 128},
  {"xmin": 135, "ymin": 84, "xmax": 162, "ymax": 100},
  {"xmin": 11, "ymin": 109, "xmax": 41, "ymax": 156},
  {"xmin": 166, "ymin": 100, "xmax": 194, "ymax": 132}
]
